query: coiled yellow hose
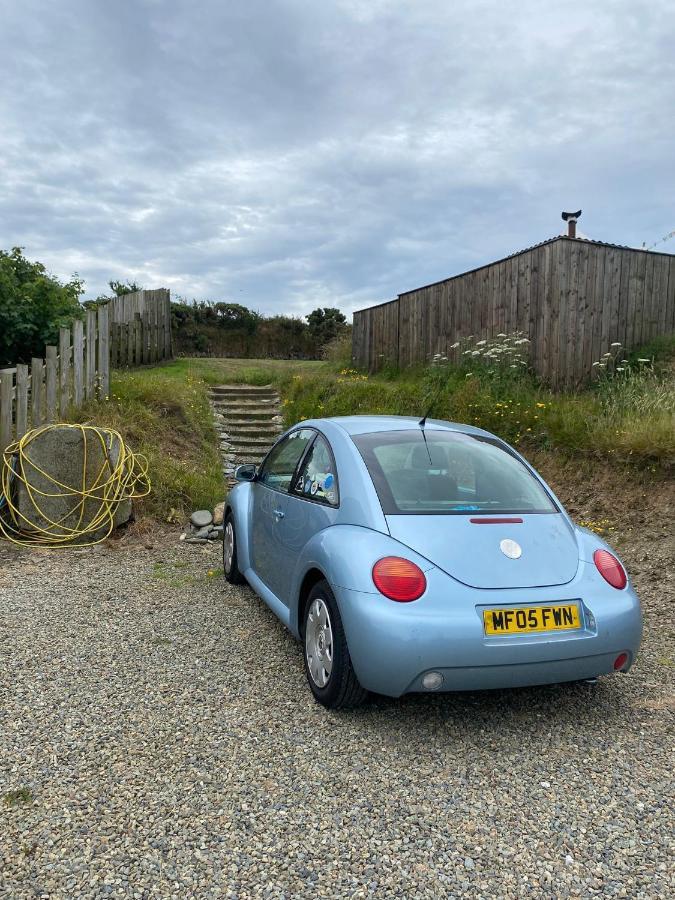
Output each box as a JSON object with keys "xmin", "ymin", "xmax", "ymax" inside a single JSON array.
[{"xmin": 0, "ymin": 423, "xmax": 150, "ymax": 547}]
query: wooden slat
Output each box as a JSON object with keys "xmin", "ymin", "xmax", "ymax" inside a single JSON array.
[
  {"xmin": 631, "ymin": 251, "xmax": 647, "ymax": 349},
  {"xmin": 85, "ymin": 309, "xmax": 96, "ymax": 399},
  {"xmin": 581, "ymin": 245, "xmax": 597, "ymax": 380},
  {"xmin": 31, "ymin": 358, "xmax": 44, "ymax": 426},
  {"xmin": 59, "ymin": 326, "xmax": 71, "ymax": 417},
  {"xmin": 0, "ymin": 369, "xmax": 13, "ymax": 452},
  {"xmin": 666, "ymin": 256, "xmax": 675, "ymax": 336},
  {"xmin": 616, "ymin": 250, "xmax": 631, "ymax": 351},
  {"xmin": 45, "ymin": 345, "xmax": 58, "ymax": 422},
  {"xmin": 15, "ymin": 364, "xmax": 28, "ymax": 439},
  {"xmin": 72, "ymin": 320, "xmax": 84, "ymax": 407},
  {"xmin": 98, "ymin": 305, "xmax": 110, "ymax": 398}
]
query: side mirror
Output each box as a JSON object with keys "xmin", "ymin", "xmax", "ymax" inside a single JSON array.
[{"xmin": 234, "ymin": 463, "xmax": 257, "ymax": 482}]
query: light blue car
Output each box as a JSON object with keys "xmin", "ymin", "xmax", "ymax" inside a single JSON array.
[{"xmin": 223, "ymin": 416, "xmax": 642, "ymax": 708}]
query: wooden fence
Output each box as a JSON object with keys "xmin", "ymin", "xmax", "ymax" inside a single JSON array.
[
  {"xmin": 352, "ymin": 237, "xmax": 675, "ymax": 386},
  {"xmin": 0, "ymin": 289, "xmax": 171, "ymax": 454}
]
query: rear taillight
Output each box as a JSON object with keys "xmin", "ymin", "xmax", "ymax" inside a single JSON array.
[
  {"xmin": 593, "ymin": 549, "xmax": 627, "ymax": 590},
  {"xmin": 372, "ymin": 557, "xmax": 426, "ymax": 602}
]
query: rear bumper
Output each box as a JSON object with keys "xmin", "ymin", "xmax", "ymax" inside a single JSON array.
[
  {"xmin": 403, "ymin": 651, "xmax": 634, "ymax": 693},
  {"xmin": 334, "ymin": 567, "xmax": 642, "ymax": 697}
]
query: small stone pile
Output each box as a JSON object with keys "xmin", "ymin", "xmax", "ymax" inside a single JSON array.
[{"xmin": 181, "ymin": 502, "xmax": 225, "ymax": 544}]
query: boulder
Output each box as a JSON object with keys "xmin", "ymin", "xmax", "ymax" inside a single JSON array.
[
  {"xmin": 14, "ymin": 425, "xmax": 132, "ymax": 542},
  {"xmin": 212, "ymin": 502, "xmax": 225, "ymax": 526},
  {"xmin": 190, "ymin": 509, "xmax": 213, "ymax": 528}
]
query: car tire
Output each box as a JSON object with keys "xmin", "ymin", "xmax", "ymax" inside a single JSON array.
[
  {"xmin": 302, "ymin": 579, "xmax": 367, "ymax": 709},
  {"xmin": 223, "ymin": 512, "xmax": 246, "ymax": 585}
]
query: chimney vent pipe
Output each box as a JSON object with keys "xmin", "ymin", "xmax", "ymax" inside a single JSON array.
[{"xmin": 561, "ymin": 209, "xmax": 582, "ymax": 239}]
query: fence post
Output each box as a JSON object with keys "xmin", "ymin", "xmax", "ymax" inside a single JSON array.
[
  {"xmin": 126, "ymin": 320, "xmax": 134, "ymax": 367},
  {"xmin": 98, "ymin": 305, "xmax": 110, "ymax": 398},
  {"xmin": 85, "ymin": 309, "xmax": 96, "ymax": 399},
  {"xmin": 73, "ymin": 320, "xmax": 84, "ymax": 407},
  {"xmin": 15, "ymin": 364, "xmax": 28, "ymax": 439},
  {"xmin": 59, "ymin": 326, "xmax": 71, "ymax": 417},
  {"xmin": 45, "ymin": 345, "xmax": 58, "ymax": 422},
  {"xmin": 0, "ymin": 370, "xmax": 13, "ymax": 453},
  {"xmin": 31, "ymin": 358, "xmax": 44, "ymax": 426}
]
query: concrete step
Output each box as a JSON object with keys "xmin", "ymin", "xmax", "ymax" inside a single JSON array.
[
  {"xmin": 210, "ymin": 385, "xmax": 278, "ymax": 398},
  {"xmin": 212, "ymin": 400, "xmax": 279, "ymax": 411},
  {"xmin": 217, "ymin": 406, "xmax": 281, "ymax": 425},
  {"xmin": 222, "ymin": 425, "xmax": 282, "ymax": 439},
  {"xmin": 222, "ymin": 419, "xmax": 283, "ymax": 429}
]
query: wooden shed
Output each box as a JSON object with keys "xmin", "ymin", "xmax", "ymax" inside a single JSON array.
[{"xmin": 351, "ymin": 236, "xmax": 675, "ymax": 386}]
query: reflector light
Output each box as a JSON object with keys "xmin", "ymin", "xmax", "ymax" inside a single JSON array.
[
  {"xmin": 372, "ymin": 557, "xmax": 426, "ymax": 602},
  {"xmin": 470, "ymin": 517, "xmax": 524, "ymax": 524},
  {"xmin": 614, "ymin": 652, "xmax": 629, "ymax": 671},
  {"xmin": 593, "ymin": 549, "xmax": 627, "ymax": 590}
]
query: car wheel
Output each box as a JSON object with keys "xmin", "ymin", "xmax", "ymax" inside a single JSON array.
[
  {"xmin": 223, "ymin": 512, "xmax": 246, "ymax": 585},
  {"xmin": 302, "ymin": 580, "xmax": 367, "ymax": 709}
]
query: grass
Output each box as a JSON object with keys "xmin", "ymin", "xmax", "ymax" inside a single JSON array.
[
  {"xmin": 68, "ymin": 334, "xmax": 673, "ymax": 522},
  {"xmin": 73, "ymin": 362, "xmax": 225, "ymax": 521},
  {"xmin": 3, "ymin": 788, "xmax": 32, "ymax": 806}
]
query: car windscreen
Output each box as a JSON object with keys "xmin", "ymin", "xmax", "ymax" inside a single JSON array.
[{"xmin": 352, "ymin": 429, "xmax": 558, "ymax": 515}]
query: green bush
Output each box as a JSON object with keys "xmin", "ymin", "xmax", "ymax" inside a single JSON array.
[{"xmin": 0, "ymin": 247, "xmax": 84, "ymax": 365}]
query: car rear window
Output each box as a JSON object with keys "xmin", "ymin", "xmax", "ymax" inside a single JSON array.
[{"xmin": 352, "ymin": 429, "xmax": 557, "ymax": 515}]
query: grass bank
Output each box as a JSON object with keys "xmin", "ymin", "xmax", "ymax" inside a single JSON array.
[
  {"xmin": 73, "ymin": 363, "xmax": 224, "ymax": 521},
  {"xmin": 73, "ymin": 336, "xmax": 673, "ymax": 522}
]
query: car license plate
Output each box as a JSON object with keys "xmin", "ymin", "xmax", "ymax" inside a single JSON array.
[{"xmin": 483, "ymin": 603, "xmax": 581, "ymax": 636}]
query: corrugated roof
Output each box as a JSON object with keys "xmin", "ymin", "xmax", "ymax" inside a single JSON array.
[{"xmin": 392, "ymin": 234, "xmax": 675, "ymax": 300}]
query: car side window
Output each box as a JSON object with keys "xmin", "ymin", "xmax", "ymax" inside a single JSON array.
[
  {"xmin": 258, "ymin": 429, "xmax": 314, "ymax": 493},
  {"xmin": 292, "ymin": 435, "xmax": 339, "ymax": 506}
]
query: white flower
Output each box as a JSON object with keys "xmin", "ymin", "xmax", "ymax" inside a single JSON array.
[
  {"xmin": 497, "ymin": 333, "xmax": 507, "ymax": 337},
  {"xmin": 476, "ymin": 339, "xmax": 487, "ymax": 346},
  {"xmin": 463, "ymin": 349, "xmax": 472, "ymax": 355},
  {"xmin": 465, "ymin": 372, "xmax": 473, "ymax": 377},
  {"xmin": 592, "ymin": 361, "xmax": 600, "ymax": 367},
  {"xmin": 637, "ymin": 358, "xmax": 650, "ymax": 363},
  {"xmin": 616, "ymin": 367, "xmax": 625, "ymax": 372},
  {"xmin": 471, "ymin": 350, "xmax": 481, "ymax": 356},
  {"xmin": 450, "ymin": 342, "xmax": 460, "ymax": 349},
  {"xmin": 611, "ymin": 342, "xmax": 622, "ymax": 347}
]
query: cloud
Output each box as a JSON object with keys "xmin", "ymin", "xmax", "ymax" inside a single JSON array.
[{"xmin": 1, "ymin": 0, "xmax": 674, "ymax": 320}]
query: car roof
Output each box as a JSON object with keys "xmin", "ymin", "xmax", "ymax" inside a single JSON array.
[{"xmin": 319, "ymin": 415, "xmax": 495, "ymax": 439}]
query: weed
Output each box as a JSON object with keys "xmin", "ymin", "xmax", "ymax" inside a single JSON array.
[{"xmin": 3, "ymin": 788, "xmax": 33, "ymax": 806}]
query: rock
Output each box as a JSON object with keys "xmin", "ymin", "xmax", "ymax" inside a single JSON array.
[
  {"xmin": 190, "ymin": 510, "xmax": 213, "ymax": 528},
  {"xmin": 193, "ymin": 526, "xmax": 212, "ymax": 540},
  {"xmin": 185, "ymin": 537, "xmax": 208, "ymax": 544},
  {"xmin": 213, "ymin": 503, "xmax": 225, "ymax": 526},
  {"xmin": 15, "ymin": 424, "xmax": 133, "ymax": 542},
  {"xmin": 208, "ymin": 526, "xmax": 224, "ymax": 541},
  {"xmin": 464, "ymin": 858, "xmax": 475, "ymax": 870}
]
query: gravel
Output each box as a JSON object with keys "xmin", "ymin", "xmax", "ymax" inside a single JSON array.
[{"xmin": 0, "ymin": 513, "xmax": 673, "ymax": 899}]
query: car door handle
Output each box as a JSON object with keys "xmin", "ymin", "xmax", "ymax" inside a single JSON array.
[{"xmin": 273, "ymin": 508, "xmax": 285, "ymax": 519}]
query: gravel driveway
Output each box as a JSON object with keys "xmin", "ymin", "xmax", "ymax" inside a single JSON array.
[{"xmin": 0, "ymin": 514, "xmax": 673, "ymax": 899}]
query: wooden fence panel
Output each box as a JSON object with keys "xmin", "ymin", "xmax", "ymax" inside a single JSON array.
[
  {"xmin": 59, "ymin": 327, "xmax": 71, "ymax": 417},
  {"xmin": 31, "ymin": 358, "xmax": 44, "ymax": 426},
  {"xmin": 46, "ymin": 346, "xmax": 58, "ymax": 422},
  {"xmin": 86, "ymin": 309, "xmax": 96, "ymax": 399},
  {"xmin": 16, "ymin": 365, "xmax": 28, "ymax": 440},
  {"xmin": 97, "ymin": 305, "xmax": 109, "ymax": 398},
  {"xmin": 0, "ymin": 370, "xmax": 13, "ymax": 453},
  {"xmin": 72, "ymin": 320, "xmax": 84, "ymax": 407}
]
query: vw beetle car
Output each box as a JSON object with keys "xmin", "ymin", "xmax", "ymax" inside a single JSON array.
[{"xmin": 223, "ymin": 416, "xmax": 642, "ymax": 708}]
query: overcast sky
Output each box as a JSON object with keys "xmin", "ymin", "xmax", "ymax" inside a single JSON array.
[{"xmin": 1, "ymin": 0, "xmax": 674, "ymax": 318}]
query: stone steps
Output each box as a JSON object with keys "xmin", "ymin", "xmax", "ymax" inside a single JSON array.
[{"xmin": 209, "ymin": 384, "xmax": 283, "ymax": 487}]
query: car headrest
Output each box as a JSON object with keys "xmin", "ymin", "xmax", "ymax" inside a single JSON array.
[{"xmin": 411, "ymin": 443, "xmax": 447, "ymax": 469}]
